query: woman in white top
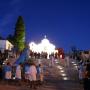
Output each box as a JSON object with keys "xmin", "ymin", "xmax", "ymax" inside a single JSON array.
[
  {"xmin": 28, "ymin": 63, "xmax": 37, "ymax": 81},
  {"xmin": 15, "ymin": 63, "xmax": 22, "ymax": 80},
  {"xmin": 28, "ymin": 62, "xmax": 37, "ymax": 89}
]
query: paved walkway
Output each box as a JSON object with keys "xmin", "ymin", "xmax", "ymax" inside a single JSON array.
[
  {"xmin": 39, "ymin": 58, "xmax": 84, "ymax": 90},
  {"xmin": 0, "ymin": 58, "xmax": 84, "ymax": 90}
]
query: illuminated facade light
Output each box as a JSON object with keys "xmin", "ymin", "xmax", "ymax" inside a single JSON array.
[{"xmin": 29, "ymin": 36, "xmax": 56, "ymax": 58}]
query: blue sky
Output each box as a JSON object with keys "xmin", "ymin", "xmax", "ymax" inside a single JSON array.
[{"xmin": 0, "ymin": 0, "xmax": 90, "ymax": 51}]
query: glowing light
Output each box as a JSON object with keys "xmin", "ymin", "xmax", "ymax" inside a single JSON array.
[
  {"xmin": 13, "ymin": 77, "xmax": 15, "ymax": 80},
  {"xmin": 55, "ymin": 61, "xmax": 59, "ymax": 64},
  {"xmin": 60, "ymin": 68, "xmax": 63, "ymax": 70},
  {"xmin": 61, "ymin": 73, "xmax": 66, "ymax": 76},
  {"xmin": 54, "ymin": 50, "xmax": 58, "ymax": 53},
  {"xmin": 57, "ymin": 66, "xmax": 63, "ymax": 70},
  {"xmin": 63, "ymin": 77, "xmax": 68, "ymax": 80},
  {"xmin": 71, "ymin": 61, "xmax": 75, "ymax": 64},
  {"xmin": 60, "ymin": 70, "xmax": 64, "ymax": 73},
  {"xmin": 73, "ymin": 64, "xmax": 77, "ymax": 66},
  {"xmin": 71, "ymin": 62, "xmax": 75, "ymax": 64},
  {"xmin": 29, "ymin": 36, "xmax": 56, "ymax": 55},
  {"xmin": 3, "ymin": 63, "xmax": 5, "ymax": 65},
  {"xmin": 75, "ymin": 66, "xmax": 78, "ymax": 68},
  {"xmin": 60, "ymin": 55, "xmax": 62, "ymax": 58},
  {"xmin": 6, "ymin": 59, "xmax": 8, "ymax": 61},
  {"xmin": 55, "ymin": 59, "xmax": 58, "ymax": 62},
  {"xmin": 29, "ymin": 42, "xmax": 37, "ymax": 52}
]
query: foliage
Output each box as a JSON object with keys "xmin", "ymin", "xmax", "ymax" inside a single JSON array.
[{"xmin": 14, "ymin": 16, "xmax": 25, "ymax": 52}]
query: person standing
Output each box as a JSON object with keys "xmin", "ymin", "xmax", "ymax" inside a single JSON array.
[
  {"xmin": 4, "ymin": 62, "xmax": 12, "ymax": 84},
  {"xmin": 83, "ymin": 61, "xmax": 90, "ymax": 90},
  {"xmin": 0, "ymin": 65, "xmax": 3, "ymax": 80},
  {"xmin": 78, "ymin": 62, "xmax": 84, "ymax": 82},
  {"xmin": 24, "ymin": 62, "xmax": 30, "ymax": 80},
  {"xmin": 15, "ymin": 63, "xmax": 22, "ymax": 79},
  {"xmin": 37, "ymin": 64, "xmax": 44, "ymax": 84},
  {"xmin": 65, "ymin": 56, "xmax": 70, "ymax": 67},
  {"xmin": 24, "ymin": 62, "xmax": 30, "ymax": 85},
  {"xmin": 49, "ymin": 55, "xmax": 55, "ymax": 67},
  {"xmin": 28, "ymin": 62, "xmax": 37, "ymax": 89},
  {"xmin": 15, "ymin": 63, "xmax": 22, "ymax": 85}
]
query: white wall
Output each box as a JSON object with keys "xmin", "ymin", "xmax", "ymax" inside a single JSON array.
[
  {"xmin": 6, "ymin": 40, "xmax": 13, "ymax": 50},
  {"xmin": 0, "ymin": 40, "xmax": 13, "ymax": 51},
  {"xmin": 0, "ymin": 40, "xmax": 6, "ymax": 49}
]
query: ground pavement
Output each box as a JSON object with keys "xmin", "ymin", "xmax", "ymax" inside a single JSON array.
[
  {"xmin": 0, "ymin": 58, "xmax": 84, "ymax": 90},
  {"xmin": 39, "ymin": 58, "xmax": 84, "ymax": 90}
]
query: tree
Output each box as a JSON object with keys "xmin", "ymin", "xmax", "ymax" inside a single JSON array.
[
  {"xmin": 14, "ymin": 16, "xmax": 25, "ymax": 52},
  {"xmin": 6, "ymin": 34, "xmax": 14, "ymax": 44}
]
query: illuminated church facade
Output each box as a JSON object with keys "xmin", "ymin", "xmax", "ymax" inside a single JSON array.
[{"xmin": 29, "ymin": 36, "xmax": 64, "ymax": 59}]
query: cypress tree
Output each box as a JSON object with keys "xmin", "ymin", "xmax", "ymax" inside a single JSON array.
[{"xmin": 14, "ymin": 16, "xmax": 25, "ymax": 52}]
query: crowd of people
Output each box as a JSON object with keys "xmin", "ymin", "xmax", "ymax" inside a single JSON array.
[
  {"xmin": 0, "ymin": 48, "xmax": 90, "ymax": 90},
  {"xmin": 78, "ymin": 60, "xmax": 90, "ymax": 90},
  {"xmin": 0, "ymin": 50, "xmax": 9, "ymax": 65},
  {"xmin": 0, "ymin": 60, "xmax": 45, "ymax": 89}
]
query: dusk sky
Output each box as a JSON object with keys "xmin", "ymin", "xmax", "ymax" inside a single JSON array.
[{"xmin": 0, "ymin": 0, "xmax": 90, "ymax": 52}]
